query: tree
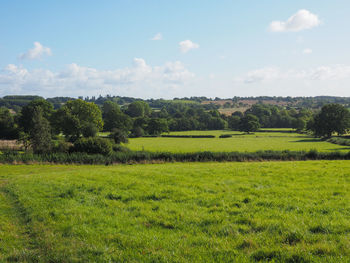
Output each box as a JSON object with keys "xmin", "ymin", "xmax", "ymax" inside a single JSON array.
[
  {"xmin": 29, "ymin": 107, "xmax": 53, "ymax": 153},
  {"xmin": 102, "ymin": 101, "xmax": 131, "ymax": 131},
  {"xmin": 54, "ymin": 99, "xmax": 103, "ymax": 141},
  {"xmin": 126, "ymin": 101, "xmax": 151, "ymax": 117},
  {"xmin": 146, "ymin": 118, "xmax": 169, "ymax": 135},
  {"xmin": 19, "ymin": 99, "xmax": 54, "ymax": 133},
  {"xmin": 109, "ymin": 128, "xmax": 129, "ymax": 144},
  {"xmin": 239, "ymin": 114, "xmax": 260, "ymax": 133},
  {"xmin": 0, "ymin": 107, "xmax": 18, "ymax": 139},
  {"xmin": 311, "ymin": 103, "xmax": 350, "ymax": 137},
  {"xmin": 228, "ymin": 115, "xmax": 241, "ymax": 130}
]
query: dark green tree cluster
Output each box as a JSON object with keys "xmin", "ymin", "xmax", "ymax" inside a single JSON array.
[
  {"xmin": 307, "ymin": 104, "xmax": 350, "ymax": 137},
  {"xmin": 226, "ymin": 104, "xmax": 312, "ymax": 132}
]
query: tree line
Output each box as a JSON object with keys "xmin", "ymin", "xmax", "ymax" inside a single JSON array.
[{"xmin": 1, "ymin": 96, "xmax": 350, "ymax": 154}]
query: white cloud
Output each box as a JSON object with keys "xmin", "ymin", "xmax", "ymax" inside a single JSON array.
[
  {"xmin": 0, "ymin": 58, "xmax": 194, "ymax": 98},
  {"xmin": 151, "ymin": 33, "xmax": 162, "ymax": 41},
  {"xmin": 236, "ymin": 65, "xmax": 350, "ymax": 84},
  {"xmin": 303, "ymin": 48, "xmax": 313, "ymax": 54},
  {"xmin": 19, "ymin": 42, "xmax": 52, "ymax": 60},
  {"xmin": 269, "ymin": 9, "xmax": 321, "ymax": 32},
  {"xmin": 179, "ymin": 40, "xmax": 199, "ymax": 53},
  {"xmin": 241, "ymin": 67, "xmax": 281, "ymax": 83}
]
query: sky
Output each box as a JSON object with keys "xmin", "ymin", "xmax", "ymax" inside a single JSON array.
[{"xmin": 1, "ymin": 0, "xmax": 350, "ymax": 99}]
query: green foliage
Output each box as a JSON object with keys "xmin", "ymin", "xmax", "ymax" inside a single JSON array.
[
  {"xmin": 71, "ymin": 137, "xmax": 112, "ymax": 155},
  {"xmin": 52, "ymin": 139, "xmax": 71, "ymax": 153},
  {"xmin": 29, "ymin": 107, "xmax": 53, "ymax": 154},
  {"xmin": 81, "ymin": 123, "xmax": 99, "ymax": 137},
  {"xmin": 311, "ymin": 103, "xmax": 350, "ymax": 137},
  {"xmin": 327, "ymin": 137, "xmax": 350, "ymax": 146},
  {"xmin": 130, "ymin": 126, "xmax": 145, "ymax": 138},
  {"xmin": 2, "ymin": 149, "xmax": 350, "ymax": 164},
  {"xmin": 146, "ymin": 118, "xmax": 169, "ymax": 135},
  {"xmin": 109, "ymin": 128, "xmax": 129, "ymax": 144},
  {"xmin": 126, "ymin": 101, "xmax": 151, "ymax": 117},
  {"xmin": 1, "ymin": 161, "xmax": 350, "ymax": 261},
  {"xmin": 53, "ymin": 99, "xmax": 103, "ymax": 141},
  {"xmin": 228, "ymin": 115, "xmax": 241, "ymax": 130},
  {"xmin": 0, "ymin": 107, "xmax": 18, "ymax": 139},
  {"xmin": 18, "ymin": 99, "xmax": 54, "ymax": 133},
  {"xmin": 239, "ymin": 114, "xmax": 260, "ymax": 133},
  {"xmin": 219, "ymin": 134, "xmax": 232, "ymax": 138},
  {"xmin": 102, "ymin": 101, "xmax": 131, "ymax": 131}
]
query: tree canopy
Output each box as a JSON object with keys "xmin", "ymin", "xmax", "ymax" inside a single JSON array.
[
  {"xmin": 310, "ymin": 103, "xmax": 350, "ymax": 137},
  {"xmin": 54, "ymin": 99, "xmax": 103, "ymax": 141}
]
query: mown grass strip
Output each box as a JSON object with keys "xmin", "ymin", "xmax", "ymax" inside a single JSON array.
[{"xmin": 0, "ymin": 182, "xmax": 40, "ymax": 262}]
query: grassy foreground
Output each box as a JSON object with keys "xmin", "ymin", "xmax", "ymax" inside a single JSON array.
[{"xmin": 1, "ymin": 162, "xmax": 350, "ymax": 262}]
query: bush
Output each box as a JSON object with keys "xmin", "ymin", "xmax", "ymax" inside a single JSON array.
[
  {"xmin": 82, "ymin": 123, "xmax": 99, "ymax": 137},
  {"xmin": 161, "ymin": 135, "xmax": 215, "ymax": 138},
  {"xmin": 112, "ymin": 144, "xmax": 130, "ymax": 153},
  {"xmin": 70, "ymin": 137, "xmax": 112, "ymax": 155},
  {"xmin": 52, "ymin": 140, "xmax": 72, "ymax": 153},
  {"xmin": 130, "ymin": 126, "xmax": 144, "ymax": 138},
  {"xmin": 219, "ymin": 134, "xmax": 232, "ymax": 138},
  {"xmin": 109, "ymin": 129, "xmax": 128, "ymax": 144}
]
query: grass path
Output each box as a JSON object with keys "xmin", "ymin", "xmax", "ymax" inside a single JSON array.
[{"xmin": 0, "ymin": 180, "xmax": 39, "ymax": 262}]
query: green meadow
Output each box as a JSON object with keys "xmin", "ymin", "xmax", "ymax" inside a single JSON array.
[
  {"xmin": 127, "ymin": 130, "xmax": 349, "ymax": 153},
  {"xmin": 1, "ymin": 161, "xmax": 350, "ymax": 262}
]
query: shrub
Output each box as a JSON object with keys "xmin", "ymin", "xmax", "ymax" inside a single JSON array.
[
  {"xmin": 129, "ymin": 126, "xmax": 144, "ymax": 138},
  {"xmin": 81, "ymin": 123, "xmax": 98, "ymax": 137},
  {"xmin": 219, "ymin": 134, "xmax": 232, "ymax": 138},
  {"xmin": 161, "ymin": 135, "xmax": 215, "ymax": 138},
  {"xmin": 109, "ymin": 129, "xmax": 128, "ymax": 144},
  {"xmin": 70, "ymin": 137, "xmax": 112, "ymax": 155},
  {"xmin": 52, "ymin": 140, "xmax": 72, "ymax": 153},
  {"xmin": 112, "ymin": 144, "xmax": 130, "ymax": 153}
]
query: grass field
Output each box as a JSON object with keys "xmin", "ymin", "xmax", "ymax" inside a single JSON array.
[
  {"xmin": 127, "ymin": 130, "xmax": 349, "ymax": 153},
  {"xmin": 1, "ymin": 161, "xmax": 350, "ymax": 262}
]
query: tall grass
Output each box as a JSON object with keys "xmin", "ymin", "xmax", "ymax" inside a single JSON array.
[{"xmin": 1, "ymin": 149, "xmax": 350, "ymax": 164}]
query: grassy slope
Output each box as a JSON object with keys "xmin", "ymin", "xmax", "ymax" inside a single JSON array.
[
  {"xmin": 1, "ymin": 162, "xmax": 350, "ymax": 262},
  {"xmin": 127, "ymin": 131, "xmax": 349, "ymax": 153}
]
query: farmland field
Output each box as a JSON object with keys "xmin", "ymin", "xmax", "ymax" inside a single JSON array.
[
  {"xmin": 1, "ymin": 161, "xmax": 350, "ymax": 262},
  {"xmin": 127, "ymin": 130, "xmax": 349, "ymax": 153}
]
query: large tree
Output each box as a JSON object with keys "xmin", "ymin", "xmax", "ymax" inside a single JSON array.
[
  {"xmin": 126, "ymin": 101, "xmax": 151, "ymax": 118},
  {"xmin": 102, "ymin": 101, "xmax": 131, "ymax": 131},
  {"xmin": 311, "ymin": 103, "xmax": 350, "ymax": 137},
  {"xmin": 29, "ymin": 107, "xmax": 53, "ymax": 153},
  {"xmin": 146, "ymin": 118, "xmax": 169, "ymax": 135},
  {"xmin": 239, "ymin": 114, "xmax": 260, "ymax": 133},
  {"xmin": 54, "ymin": 99, "xmax": 103, "ymax": 141},
  {"xmin": 19, "ymin": 99, "xmax": 54, "ymax": 133},
  {"xmin": 0, "ymin": 107, "xmax": 18, "ymax": 139}
]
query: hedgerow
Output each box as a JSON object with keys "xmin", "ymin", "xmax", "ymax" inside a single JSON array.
[
  {"xmin": 1, "ymin": 149, "xmax": 350, "ymax": 164},
  {"xmin": 327, "ymin": 137, "xmax": 350, "ymax": 146}
]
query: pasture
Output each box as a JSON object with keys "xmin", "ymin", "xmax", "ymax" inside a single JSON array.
[
  {"xmin": 127, "ymin": 130, "xmax": 349, "ymax": 153},
  {"xmin": 1, "ymin": 161, "xmax": 350, "ymax": 262}
]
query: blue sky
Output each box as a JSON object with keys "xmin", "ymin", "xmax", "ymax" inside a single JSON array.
[{"xmin": 1, "ymin": 0, "xmax": 350, "ymax": 98}]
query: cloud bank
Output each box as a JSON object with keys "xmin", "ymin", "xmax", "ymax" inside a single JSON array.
[
  {"xmin": 237, "ymin": 65, "xmax": 350, "ymax": 84},
  {"xmin": 0, "ymin": 58, "xmax": 194, "ymax": 98},
  {"xmin": 269, "ymin": 9, "xmax": 321, "ymax": 32}
]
